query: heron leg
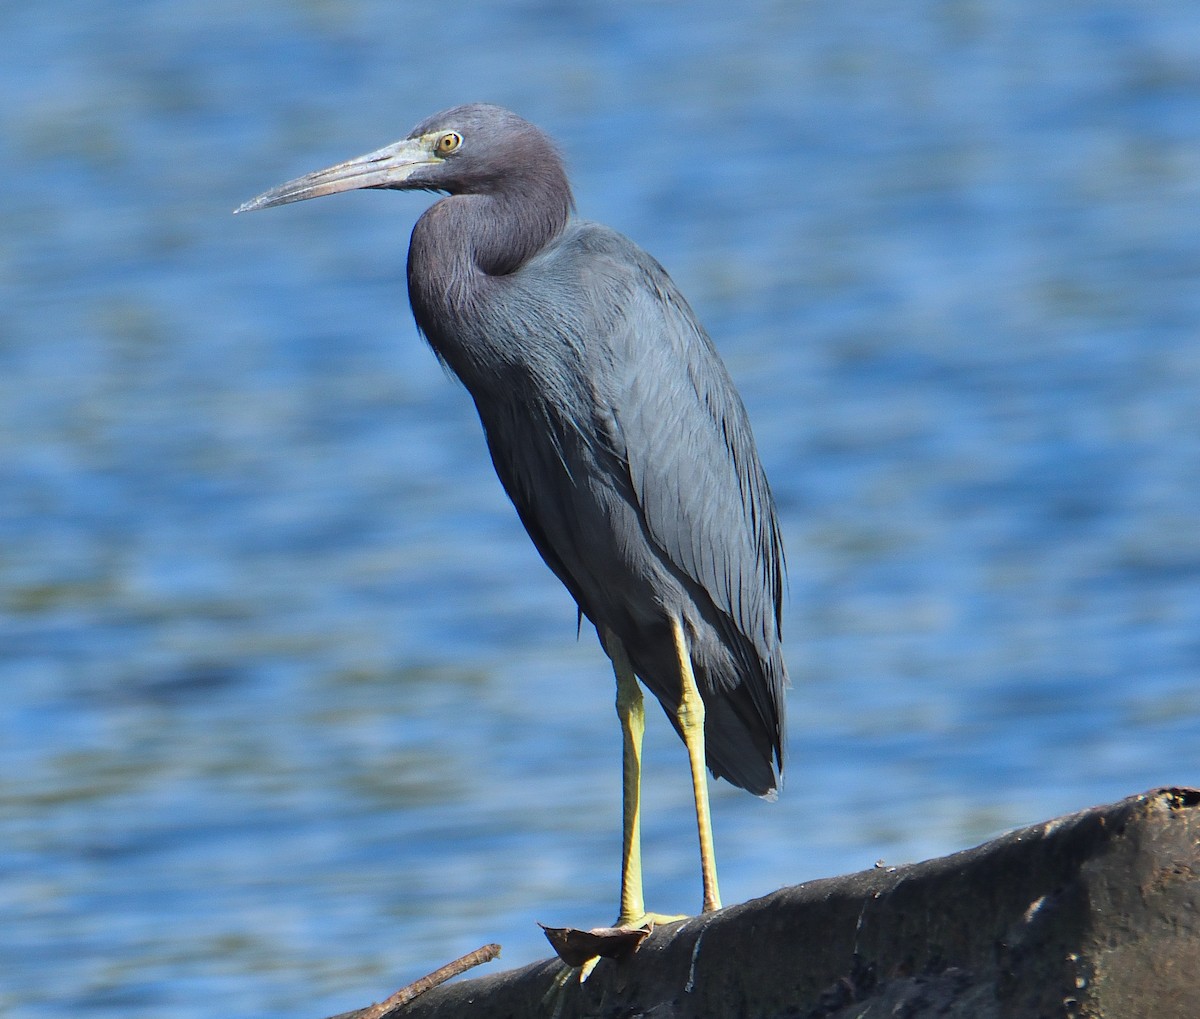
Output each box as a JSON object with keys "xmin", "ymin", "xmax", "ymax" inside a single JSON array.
[
  {"xmin": 608, "ymin": 630, "xmax": 648, "ymax": 925},
  {"xmin": 670, "ymin": 615, "xmax": 722, "ymax": 914},
  {"xmin": 607, "ymin": 630, "xmax": 686, "ymax": 930}
]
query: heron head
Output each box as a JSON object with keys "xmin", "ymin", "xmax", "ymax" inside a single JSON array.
[{"xmin": 235, "ymin": 103, "xmax": 569, "ymax": 213}]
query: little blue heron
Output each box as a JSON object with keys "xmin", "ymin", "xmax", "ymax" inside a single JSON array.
[{"xmin": 236, "ymin": 104, "xmax": 787, "ymax": 933}]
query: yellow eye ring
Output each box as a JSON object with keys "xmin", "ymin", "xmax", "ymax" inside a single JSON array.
[{"xmin": 436, "ymin": 131, "xmax": 462, "ymax": 155}]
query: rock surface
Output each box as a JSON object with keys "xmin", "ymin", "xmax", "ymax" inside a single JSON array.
[{"xmin": 326, "ymin": 787, "xmax": 1200, "ymax": 1019}]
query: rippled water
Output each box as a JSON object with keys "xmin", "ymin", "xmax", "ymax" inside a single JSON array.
[{"xmin": 3, "ymin": 2, "xmax": 1199, "ymax": 1016}]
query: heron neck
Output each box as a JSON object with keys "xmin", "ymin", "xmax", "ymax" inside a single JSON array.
[
  {"xmin": 407, "ymin": 180, "xmax": 572, "ymax": 379},
  {"xmin": 419, "ymin": 175, "xmax": 571, "ymax": 275}
]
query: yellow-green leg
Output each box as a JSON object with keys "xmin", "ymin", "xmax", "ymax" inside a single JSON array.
[
  {"xmin": 669, "ymin": 615, "xmax": 722, "ymax": 914},
  {"xmin": 609, "ymin": 630, "xmax": 654, "ymax": 926},
  {"xmin": 607, "ymin": 620, "xmax": 721, "ymax": 928}
]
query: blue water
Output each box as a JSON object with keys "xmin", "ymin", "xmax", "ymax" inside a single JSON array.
[{"xmin": 3, "ymin": 1, "xmax": 1199, "ymax": 1015}]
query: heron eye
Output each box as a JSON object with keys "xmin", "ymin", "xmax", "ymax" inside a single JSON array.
[{"xmin": 436, "ymin": 131, "xmax": 462, "ymax": 155}]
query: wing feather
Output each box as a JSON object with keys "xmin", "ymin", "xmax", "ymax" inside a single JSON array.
[{"xmin": 442, "ymin": 220, "xmax": 786, "ymax": 789}]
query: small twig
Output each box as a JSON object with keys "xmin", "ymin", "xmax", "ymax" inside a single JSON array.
[{"xmin": 345, "ymin": 944, "xmax": 501, "ymax": 1019}]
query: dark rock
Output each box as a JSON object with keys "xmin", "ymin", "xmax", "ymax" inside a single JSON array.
[{"xmin": 327, "ymin": 788, "xmax": 1200, "ymax": 1019}]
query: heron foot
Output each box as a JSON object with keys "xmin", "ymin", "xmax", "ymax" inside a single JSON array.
[{"xmin": 615, "ymin": 909, "xmax": 687, "ymax": 929}]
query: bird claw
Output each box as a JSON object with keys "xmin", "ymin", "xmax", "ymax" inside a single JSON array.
[{"xmin": 618, "ymin": 910, "xmax": 689, "ymax": 929}]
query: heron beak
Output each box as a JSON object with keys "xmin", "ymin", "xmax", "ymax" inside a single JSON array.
[{"xmin": 235, "ymin": 136, "xmax": 436, "ymax": 213}]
